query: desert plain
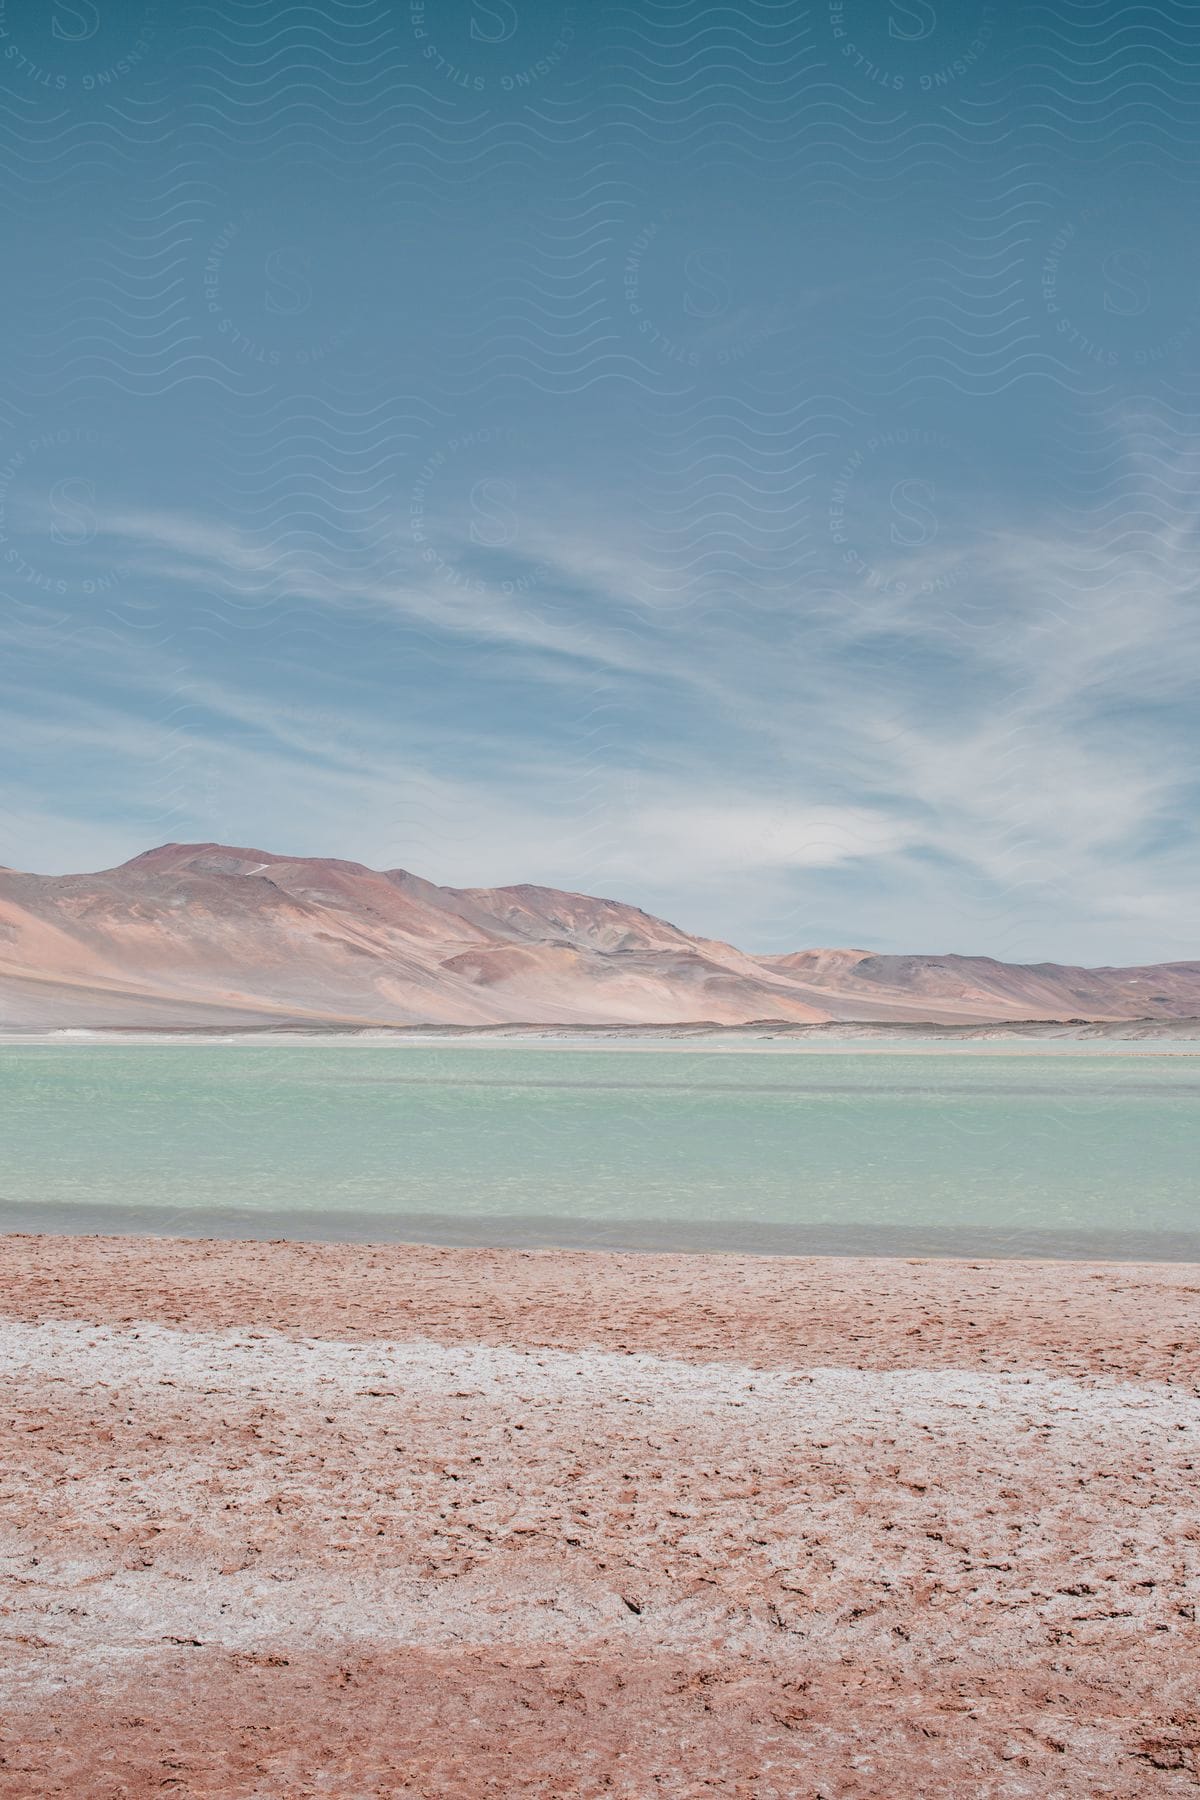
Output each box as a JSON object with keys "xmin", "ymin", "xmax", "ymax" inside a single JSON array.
[{"xmin": 0, "ymin": 1234, "xmax": 1197, "ymax": 1797}]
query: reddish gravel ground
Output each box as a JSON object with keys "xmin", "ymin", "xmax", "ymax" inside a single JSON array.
[{"xmin": 0, "ymin": 1234, "xmax": 1198, "ymax": 1798}]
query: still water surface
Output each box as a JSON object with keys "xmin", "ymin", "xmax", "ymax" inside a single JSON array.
[{"xmin": 1, "ymin": 1046, "xmax": 1196, "ymax": 1257}]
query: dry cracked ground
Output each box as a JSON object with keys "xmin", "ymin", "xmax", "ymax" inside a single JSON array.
[{"xmin": 0, "ymin": 1235, "xmax": 1198, "ymax": 1798}]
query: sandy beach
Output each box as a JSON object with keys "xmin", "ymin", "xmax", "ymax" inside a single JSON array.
[{"xmin": 1, "ymin": 1236, "xmax": 1198, "ymax": 1797}]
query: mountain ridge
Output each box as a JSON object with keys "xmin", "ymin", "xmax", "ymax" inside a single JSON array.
[{"xmin": 1, "ymin": 842, "xmax": 1197, "ymax": 1028}]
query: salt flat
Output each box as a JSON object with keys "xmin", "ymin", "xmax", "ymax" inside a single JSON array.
[{"xmin": 0, "ymin": 1236, "xmax": 1197, "ymax": 1796}]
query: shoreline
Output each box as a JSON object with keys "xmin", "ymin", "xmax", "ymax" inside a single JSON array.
[
  {"xmin": 4, "ymin": 1231, "xmax": 1199, "ymax": 1370},
  {"xmin": 2, "ymin": 1233, "xmax": 1198, "ymax": 1795},
  {"xmin": 4, "ymin": 1207, "xmax": 1200, "ymax": 1264},
  {"xmin": 4, "ymin": 1018, "xmax": 1200, "ymax": 1053}
]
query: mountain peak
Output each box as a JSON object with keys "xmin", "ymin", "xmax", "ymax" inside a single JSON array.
[{"xmin": 0, "ymin": 842, "xmax": 1196, "ymax": 1029}]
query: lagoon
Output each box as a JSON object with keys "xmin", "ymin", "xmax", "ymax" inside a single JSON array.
[{"xmin": 1, "ymin": 1044, "xmax": 1197, "ymax": 1258}]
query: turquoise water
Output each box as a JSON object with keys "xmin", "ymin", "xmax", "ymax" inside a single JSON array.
[{"xmin": 0, "ymin": 1046, "xmax": 1197, "ymax": 1256}]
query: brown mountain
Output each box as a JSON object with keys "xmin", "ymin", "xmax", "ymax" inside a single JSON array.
[{"xmin": 0, "ymin": 842, "xmax": 1197, "ymax": 1028}]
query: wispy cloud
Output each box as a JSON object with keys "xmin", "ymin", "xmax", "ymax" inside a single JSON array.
[
  {"xmin": 4, "ymin": 426, "xmax": 1199, "ymax": 965},
  {"xmin": 91, "ymin": 507, "xmax": 661, "ymax": 678}
]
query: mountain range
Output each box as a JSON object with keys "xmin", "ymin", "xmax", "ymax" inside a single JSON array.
[{"xmin": 0, "ymin": 842, "xmax": 1197, "ymax": 1029}]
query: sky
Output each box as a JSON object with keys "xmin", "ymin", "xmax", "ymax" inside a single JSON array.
[{"xmin": 1, "ymin": 0, "xmax": 1199, "ymax": 963}]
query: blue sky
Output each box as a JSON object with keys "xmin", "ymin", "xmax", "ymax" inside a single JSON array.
[{"xmin": 2, "ymin": 0, "xmax": 1199, "ymax": 962}]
